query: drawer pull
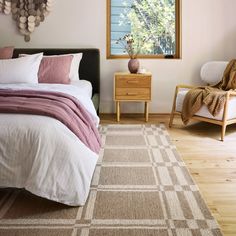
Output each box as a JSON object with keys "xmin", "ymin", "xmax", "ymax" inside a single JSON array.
[
  {"xmin": 126, "ymin": 92, "xmax": 137, "ymax": 96},
  {"xmin": 127, "ymin": 80, "xmax": 139, "ymax": 84}
]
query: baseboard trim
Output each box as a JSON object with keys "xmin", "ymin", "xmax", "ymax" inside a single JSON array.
[{"xmin": 100, "ymin": 113, "xmax": 171, "ymax": 116}]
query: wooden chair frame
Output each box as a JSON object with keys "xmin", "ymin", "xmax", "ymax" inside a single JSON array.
[{"xmin": 169, "ymin": 85, "xmax": 236, "ymax": 141}]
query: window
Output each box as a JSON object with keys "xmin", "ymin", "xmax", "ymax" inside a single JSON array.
[{"xmin": 107, "ymin": 0, "xmax": 181, "ymax": 59}]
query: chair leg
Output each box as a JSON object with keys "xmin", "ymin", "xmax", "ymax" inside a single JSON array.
[
  {"xmin": 169, "ymin": 111, "xmax": 175, "ymax": 128},
  {"xmin": 221, "ymin": 93, "xmax": 230, "ymax": 141},
  {"xmin": 169, "ymin": 86, "xmax": 179, "ymax": 128},
  {"xmin": 221, "ymin": 124, "xmax": 227, "ymax": 141}
]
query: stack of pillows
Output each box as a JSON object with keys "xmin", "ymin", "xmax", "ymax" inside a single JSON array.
[{"xmin": 0, "ymin": 46, "xmax": 82, "ymax": 84}]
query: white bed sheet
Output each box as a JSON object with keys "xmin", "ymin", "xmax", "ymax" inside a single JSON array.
[
  {"xmin": 0, "ymin": 83, "xmax": 99, "ymax": 206},
  {"xmin": 0, "ymin": 82, "xmax": 98, "ymax": 125},
  {"xmin": 70, "ymin": 80, "xmax": 93, "ymax": 98},
  {"xmin": 176, "ymin": 88, "xmax": 236, "ymax": 120}
]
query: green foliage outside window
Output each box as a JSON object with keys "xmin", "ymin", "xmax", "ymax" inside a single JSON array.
[{"xmin": 108, "ymin": 0, "xmax": 180, "ymax": 58}]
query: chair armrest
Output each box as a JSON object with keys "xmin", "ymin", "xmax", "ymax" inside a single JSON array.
[
  {"xmin": 170, "ymin": 85, "xmax": 196, "ymax": 115},
  {"xmin": 228, "ymin": 91, "xmax": 236, "ymax": 97},
  {"xmin": 176, "ymin": 84, "xmax": 196, "ymax": 89}
]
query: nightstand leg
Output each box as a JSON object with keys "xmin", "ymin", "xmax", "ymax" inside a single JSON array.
[
  {"xmin": 116, "ymin": 101, "xmax": 120, "ymax": 122},
  {"xmin": 145, "ymin": 102, "xmax": 149, "ymax": 122}
]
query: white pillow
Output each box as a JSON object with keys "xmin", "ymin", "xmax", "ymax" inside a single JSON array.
[
  {"xmin": 0, "ymin": 53, "xmax": 43, "ymax": 84},
  {"xmin": 69, "ymin": 53, "xmax": 83, "ymax": 81},
  {"xmin": 200, "ymin": 61, "xmax": 228, "ymax": 85},
  {"xmin": 20, "ymin": 53, "xmax": 83, "ymax": 81}
]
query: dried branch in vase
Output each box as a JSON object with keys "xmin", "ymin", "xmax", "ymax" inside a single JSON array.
[{"xmin": 116, "ymin": 34, "xmax": 149, "ymax": 59}]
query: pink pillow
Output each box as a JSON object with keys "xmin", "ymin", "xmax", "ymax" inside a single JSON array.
[
  {"xmin": 0, "ymin": 46, "xmax": 14, "ymax": 59},
  {"xmin": 39, "ymin": 55, "xmax": 73, "ymax": 84}
]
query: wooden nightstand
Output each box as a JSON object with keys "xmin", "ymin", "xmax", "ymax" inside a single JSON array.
[{"xmin": 114, "ymin": 72, "xmax": 152, "ymax": 122}]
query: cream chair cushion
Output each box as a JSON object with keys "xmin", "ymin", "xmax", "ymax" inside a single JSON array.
[{"xmin": 176, "ymin": 88, "xmax": 236, "ymax": 120}]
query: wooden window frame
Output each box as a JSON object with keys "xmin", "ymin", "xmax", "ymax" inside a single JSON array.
[{"xmin": 106, "ymin": 0, "xmax": 182, "ymax": 59}]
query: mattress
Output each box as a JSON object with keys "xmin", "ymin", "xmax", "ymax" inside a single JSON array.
[{"xmin": 176, "ymin": 88, "xmax": 236, "ymax": 120}]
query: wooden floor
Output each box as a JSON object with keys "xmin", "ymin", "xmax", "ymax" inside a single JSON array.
[{"xmin": 100, "ymin": 114, "xmax": 236, "ymax": 236}]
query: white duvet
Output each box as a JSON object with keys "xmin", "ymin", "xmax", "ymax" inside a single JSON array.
[{"xmin": 0, "ymin": 83, "xmax": 99, "ymax": 206}]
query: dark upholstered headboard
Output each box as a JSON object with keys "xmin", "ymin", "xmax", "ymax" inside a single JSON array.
[{"xmin": 13, "ymin": 48, "xmax": 100, "ymax": 96}]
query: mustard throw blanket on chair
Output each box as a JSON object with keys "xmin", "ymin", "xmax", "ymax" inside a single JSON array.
[{"xmin": 182, "ymin": 59, "xmax": 236, "ymax": 124}]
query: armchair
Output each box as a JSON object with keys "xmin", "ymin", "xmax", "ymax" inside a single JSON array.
[{"xmin": 169, "ymin": 61, "xmax": 236, "ymax": 141}]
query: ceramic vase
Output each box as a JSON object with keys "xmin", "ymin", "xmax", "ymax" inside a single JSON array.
[{"xmin": 128, "ymin": 58, "xmax": 139, "ymax": 73}]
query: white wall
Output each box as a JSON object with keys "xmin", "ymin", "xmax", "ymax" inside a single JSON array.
[{"xmin": 0, "ymin": 0, "xmax": 236, "ymax": 113}]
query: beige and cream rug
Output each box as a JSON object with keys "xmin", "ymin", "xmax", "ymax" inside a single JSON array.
[{"xmin": 0, "ymin": 124, "xmax": 222, "ymax": 236}]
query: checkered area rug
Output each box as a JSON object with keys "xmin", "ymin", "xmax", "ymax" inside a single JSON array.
[{"xmin": 0, "ymin": 124, "xmax": 222, "ymax": 236}]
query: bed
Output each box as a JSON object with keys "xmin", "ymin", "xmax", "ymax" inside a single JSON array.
[
  {"xmin": 13, "ymin": 48, "xmax": 100, "ymax": 112},
  {"xmin": 0, "ymin": 48, "xmax": 101, "ymax": 206}
]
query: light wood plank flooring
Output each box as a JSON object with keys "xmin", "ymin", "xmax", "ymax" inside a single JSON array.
[{"xmin": 100, "ymin": 114, "xmax": 236, "ymax": 236}]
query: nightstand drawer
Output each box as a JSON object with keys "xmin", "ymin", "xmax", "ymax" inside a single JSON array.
[
  {"xmin": 115, "ymin": 88, "xmax": 151, "ymax": 100},
  {"xmin": 116, "ymin": 76, "xmax": 151, "ymax": 88}
]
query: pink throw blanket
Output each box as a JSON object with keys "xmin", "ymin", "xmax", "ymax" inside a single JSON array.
[{"xmin": 0, "ymin": 89, "xmax": 101, "ymax": 154}]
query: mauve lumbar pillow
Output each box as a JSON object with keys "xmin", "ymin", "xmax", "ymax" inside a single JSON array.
[
  {"xmin": 44, "ymin": 53, "xmax": 83, "ymax": 81},
  {"xmin": 38, "ymin": 55, "xmax": 73, "ymax": 84},
  {"xmin": 0, "ymin": 46, "xmax": 14, "ymax": 59},
  {"xmin": 0, "ymin": 53, "xmax": 43, "ymax": 84}
]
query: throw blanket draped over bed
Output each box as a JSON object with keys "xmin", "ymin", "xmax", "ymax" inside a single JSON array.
[
  {"xmin": 0, "ymin": 89, "xmax": 101, "ymax": 154},
  {"xmin": 182, "ymin": 59, "xmax": 236, "ymax": 124}
]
